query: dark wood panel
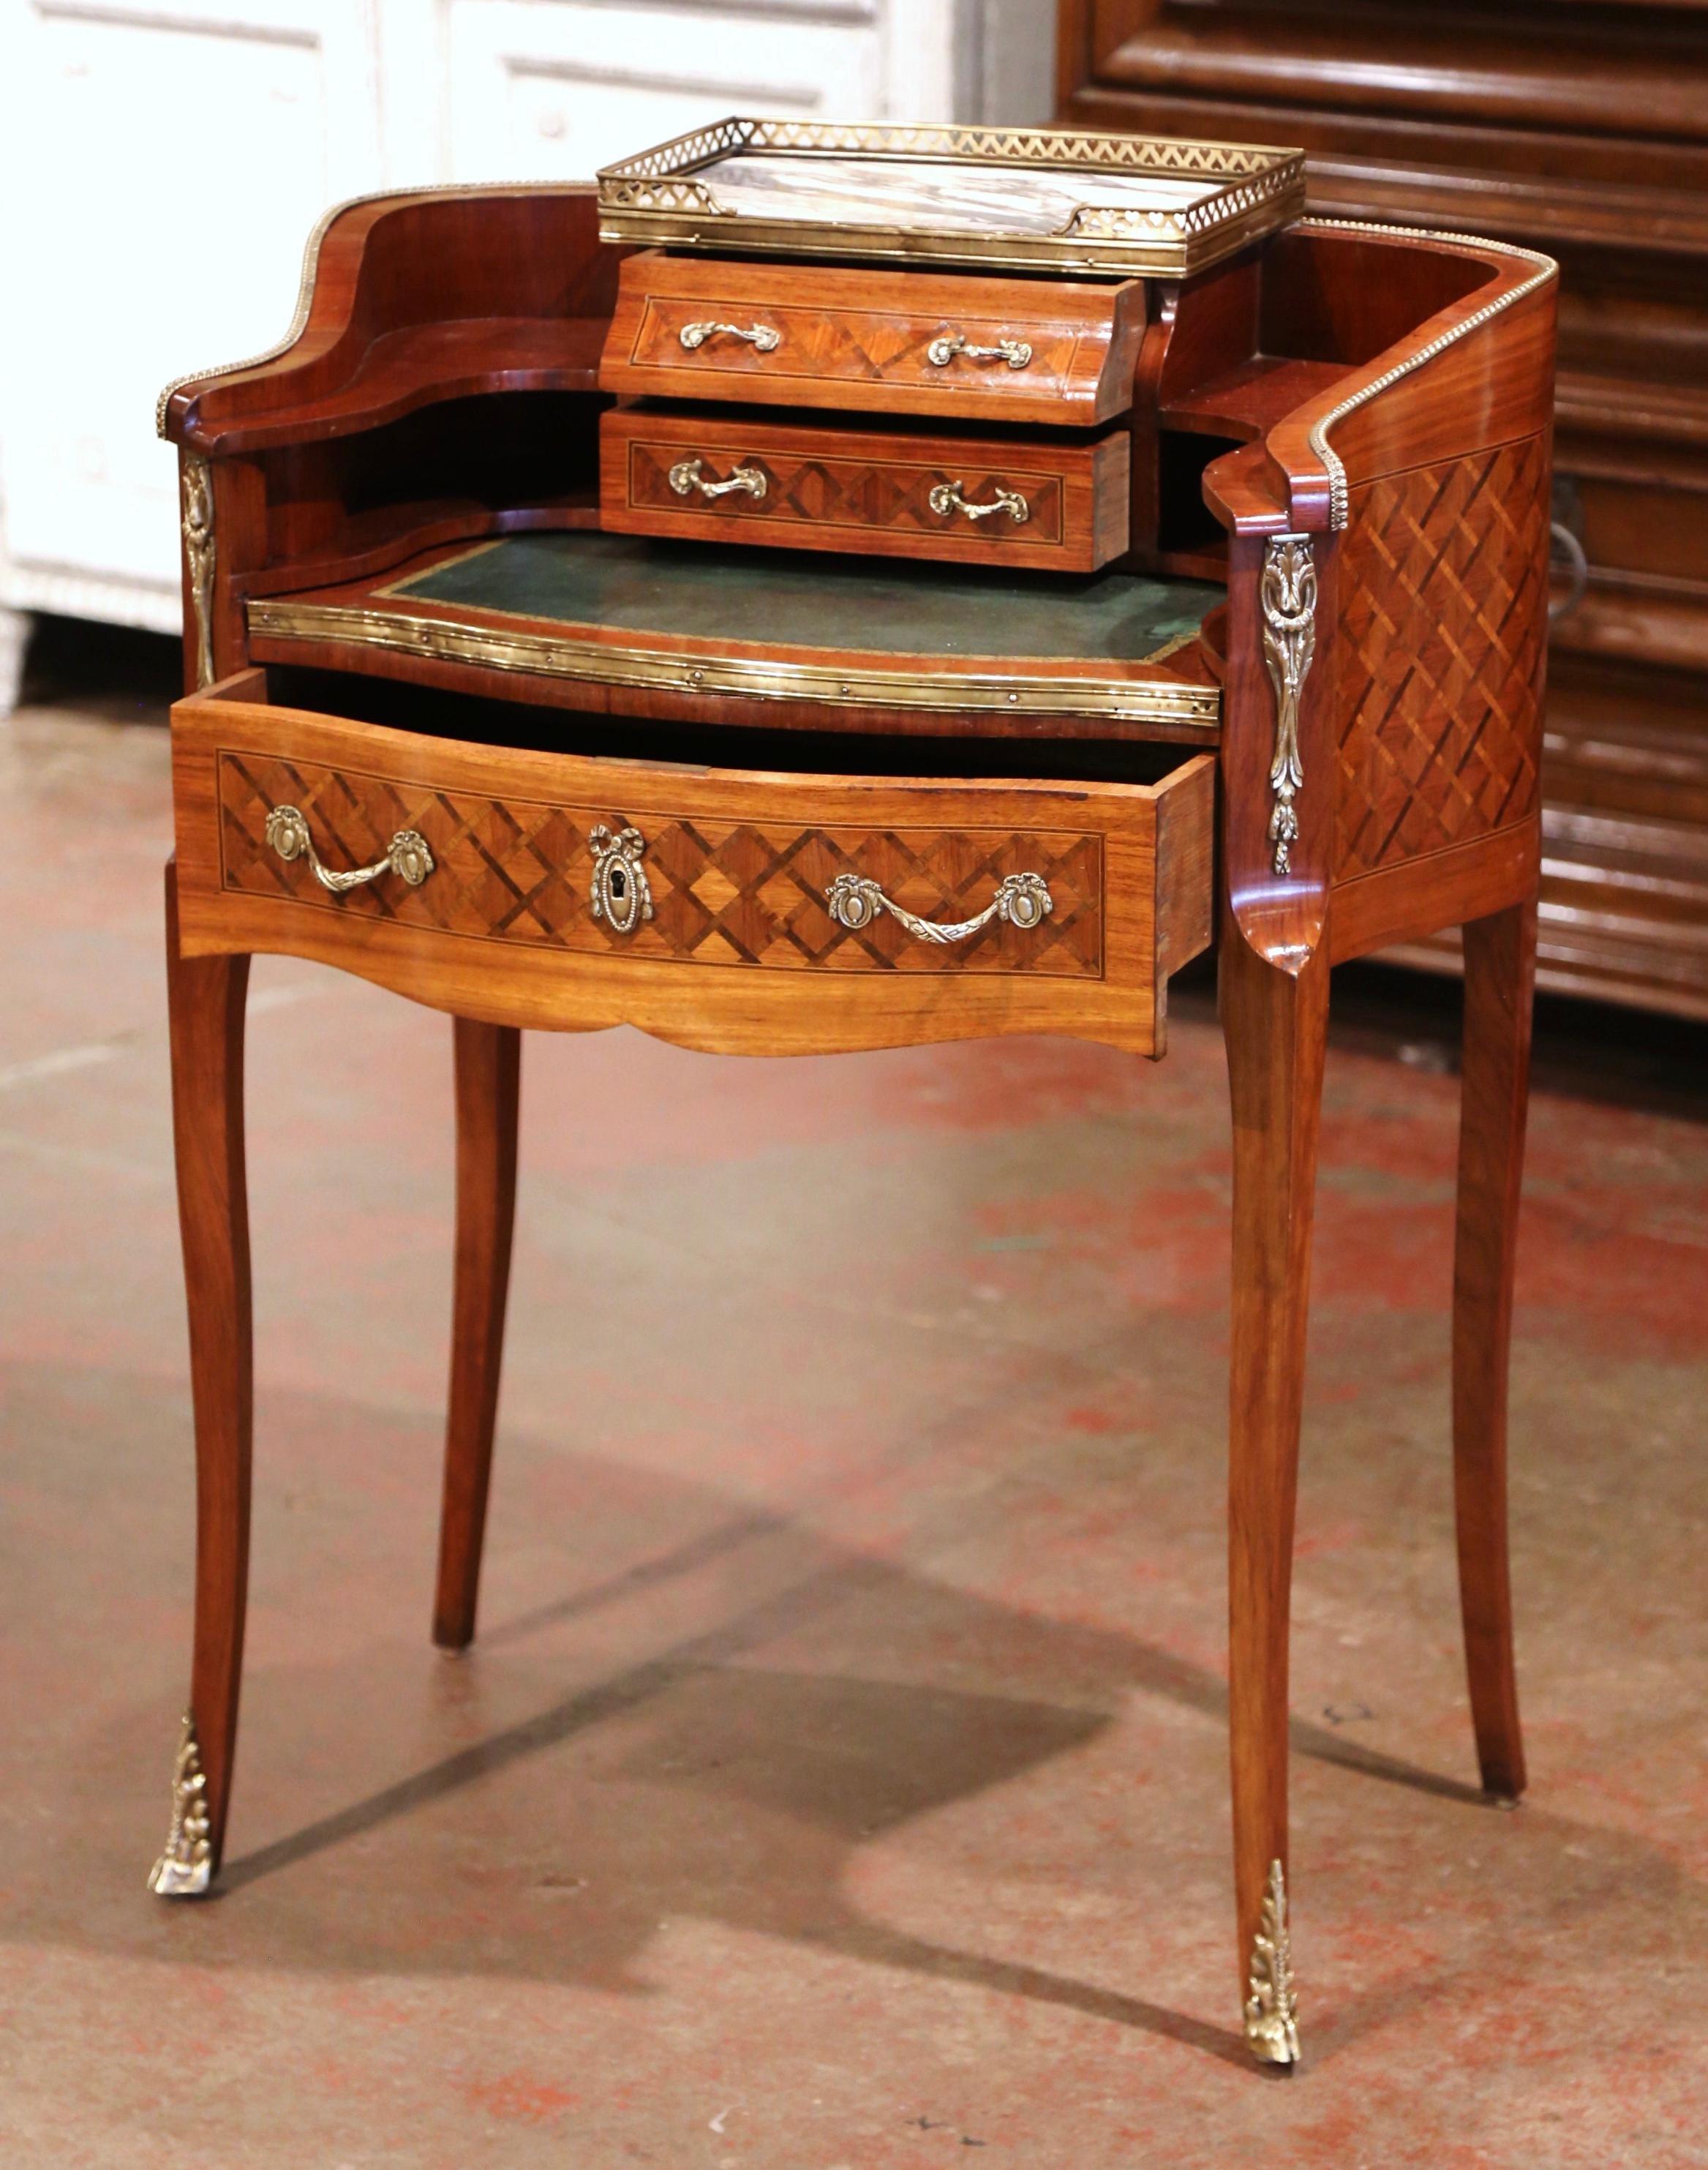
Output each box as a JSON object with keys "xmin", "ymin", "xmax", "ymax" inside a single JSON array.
[
  {"xmin": 1061, "ymin": 0, "xmax": 1708, "ymax": 1019},
  {"xmin": 1086, "ymin": 1, "xmax": 1708, "ymax": 141}
]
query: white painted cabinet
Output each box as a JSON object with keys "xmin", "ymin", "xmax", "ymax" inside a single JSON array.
[{"xmin": 0, "ymin": 0, "xmax": 1052, "ymax": 707}]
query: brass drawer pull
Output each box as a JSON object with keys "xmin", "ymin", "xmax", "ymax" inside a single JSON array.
[
  {"xmin": 825, "ymin": 869, "xmax": 1053, "ymax": 943},
  {"xmin": 669, "ymin": 456, "xmax": 768, "ymax": 503},
  {"xmin": 927, "ymin": 331, "xmax": 1033, "ymax": 371},
  {"xmin": 679, "ymin": 320, "xmax": 780, "ymax": 353},
  {"xmin": 590, "ymin": 822, "xmax": 653, "ymax": 935},
  {"xmin": 263, "ymin": 805, "xmax": 433, "ymax": 893},
  {"xmin": 929, "ymin": 479, "xmax": 1029, "ymax": 526}
]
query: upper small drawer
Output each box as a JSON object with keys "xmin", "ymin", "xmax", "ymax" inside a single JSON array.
[{"xmin": 599, "ymin": 252, "xmax": 1146, "ymax": 427}]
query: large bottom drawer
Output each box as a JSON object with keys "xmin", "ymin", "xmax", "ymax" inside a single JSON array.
[{"xmin": 171, "ymin": 672, "xmax": 1214, "ymax": 1056}]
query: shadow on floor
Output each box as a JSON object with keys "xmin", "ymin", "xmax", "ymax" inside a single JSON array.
[{"xmin": 13, "ymin": 1368, "xmax": 1704, "ymax": 2079}]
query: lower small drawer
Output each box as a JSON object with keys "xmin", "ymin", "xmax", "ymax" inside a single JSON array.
[
  {"xmin": 600, "ymin": 407, "xmax": 1131, "ymax": 572},
  {"xmin": 171, "ymin": 672, "xmax": 1214, "ymax": 1055}
]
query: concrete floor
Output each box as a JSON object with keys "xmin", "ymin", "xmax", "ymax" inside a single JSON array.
[{"xmin": 2, "ymin": 623, "xmax": 1706, "ymax": 2169}]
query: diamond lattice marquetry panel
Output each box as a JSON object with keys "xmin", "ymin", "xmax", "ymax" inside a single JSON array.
[
  {"xmin": 1336, "ymin": 438, "xmax": 1547, "ymax": 879},
  {"xmin": 217, "ymin": 753, "xmax": 1103, "ymax": 977}
]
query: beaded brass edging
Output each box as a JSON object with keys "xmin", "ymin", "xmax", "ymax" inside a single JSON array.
[
  {"xmin": 1296, "ymin": 220, "xmax": 1557, "ymax": 530},
  {"xmin": 244, "ymin": 598, "xmax": 1223, "ymax": 727}
]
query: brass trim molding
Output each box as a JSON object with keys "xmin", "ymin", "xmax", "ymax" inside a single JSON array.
[
  {"xmin": 1295, "ymin": 220, "xmax": 1557, "ymax": 530},
  {"xmin": 147, "ymin": 1711, "xmax": 213, "ymax": 1899},
  {"xmin": 598, "ymin": 117, "xmax": 1305, "ymax": 279},
  {"xmin": 181, "ymin": 457, "xmax": 217, "ymax": 688},
  {"xmin": 1260, "ymin": 535, "xmax": 1317, "ymax": 876},
  {"xmin": 245, "ymin": 597, "xmax": 1223, "ymax": 728},
  {"xmin": 1244, "ymin": 1858, "xmax": 1301, "ymax": 2066}
]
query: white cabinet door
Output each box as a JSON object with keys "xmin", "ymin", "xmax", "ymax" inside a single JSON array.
[
  {"xmin": 0, "ymin": 0, "xmax": 383, "ymax": 634},
  {"xmin": 445, "ymin": 0, "xmax": 890, "ymax": 184}
]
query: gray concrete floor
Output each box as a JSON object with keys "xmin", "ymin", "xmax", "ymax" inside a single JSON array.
[{"xmin": 2, "ymin": 623, "xmax": 1707, "ymax": 2168}]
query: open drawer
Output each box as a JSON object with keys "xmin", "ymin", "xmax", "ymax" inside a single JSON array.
[{"xmin": 171, "ymin": 669, "xmax": 1216, "ymax": 1056}]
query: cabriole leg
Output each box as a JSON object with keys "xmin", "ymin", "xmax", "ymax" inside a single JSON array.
[
  {"xmin": 153, "ymin": 863, "xmax": 252, "ymax": 1896},
  {"xmin": 432, "ymin": 1019, "xmax": 520, "ymax": 1650},
  {"xmin": 1452, "ymin": 897, "xmax": 1537, "ymax": 1800},
  {"xmin": 1221, "ymin": 932, "xmax": 1328, "ymax": 2068}
]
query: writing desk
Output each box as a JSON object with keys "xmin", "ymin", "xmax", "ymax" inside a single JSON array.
[{"xmin": 148, "ymin": 131, "xmax": 1557, "ymax": 2068}]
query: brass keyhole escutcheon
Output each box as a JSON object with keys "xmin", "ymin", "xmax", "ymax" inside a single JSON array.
[{"xmin": 590, "ymin": 822, "xmax": 653, "ymax": 936}]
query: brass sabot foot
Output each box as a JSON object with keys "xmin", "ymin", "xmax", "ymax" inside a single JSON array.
[
  {"xmin": 147, "ymin": 1711, "xmax": 214, "ymax": 1899},
  {"xmin": 1244, "ymin": 1858, "xmax": 1301, "ymax": 2068}
]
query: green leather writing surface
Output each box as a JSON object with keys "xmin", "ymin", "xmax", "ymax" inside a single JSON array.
[{"xmin": 388, "ymin": 533, "xmax": 1219, "ymax": 666}]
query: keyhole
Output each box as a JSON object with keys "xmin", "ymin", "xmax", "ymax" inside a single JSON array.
[{"xmin": 610, "ymin": 865, "xmax": 627, "ymax": 900}]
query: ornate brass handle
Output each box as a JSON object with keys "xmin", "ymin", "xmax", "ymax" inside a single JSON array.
[
  {"xmin": 824, "ymin": 870, "xmax": 1052, "ymax": 943},
  {"xmin": 927, "ymin": 331, "xmax": 1033, "ymax": 370},
  {"xmin": 928, "ymin": 479, "xmax": 1029, "ymax": 526},
  {"xmin": 679, "ymin": 320, "xmax": 780, "ymax": 353},
  {"xmin": 669, "ymin": 457, "xmax": 768, "ymax": 503},
  {"xmin": 263, "ymin": 805, "xmax": 433, "ymax": 893}
]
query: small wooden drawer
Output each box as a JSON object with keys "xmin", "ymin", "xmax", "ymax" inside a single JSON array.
[
  {"xmin": 599, "ymin": 252, "xmax": 1146, "ymax": 427},
  {"xmin": 171, "ymin": 672, "xmax": 1214, "ymax": 1056},
  {"xmin": 600, "ymin": 408, "xmax": 1130, "ymax": 571}
]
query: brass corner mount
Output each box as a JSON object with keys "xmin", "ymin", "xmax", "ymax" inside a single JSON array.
[
  {"xmin": 148, "ymin": 1710, "xmax": 214, "ymax": 1899},
  {"xmin": 1244, "ymin": 1857, "xmax": 1301, "ymax": 2066}
]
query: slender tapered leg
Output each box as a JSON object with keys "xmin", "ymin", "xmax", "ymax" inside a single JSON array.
[
  {"xmin": 432, "ymin": 1018, "xmax": 521, "ymax": 1649},
  {"xmin": 1452, "ymin": 897, "xmax": 1536, "ymax": 1801},
  {"xmin": 1221, "ymin": 932, "xmax": 1328, "ymax": 2067},
  {"xmin": 152, "ymin": 863, "xmax": 252, "ymax": 1897}
]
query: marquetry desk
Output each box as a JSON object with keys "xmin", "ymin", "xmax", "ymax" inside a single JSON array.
[{"xmin": 148, "ymin": 124, "xmax": 1557, "ymax": 2070}]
